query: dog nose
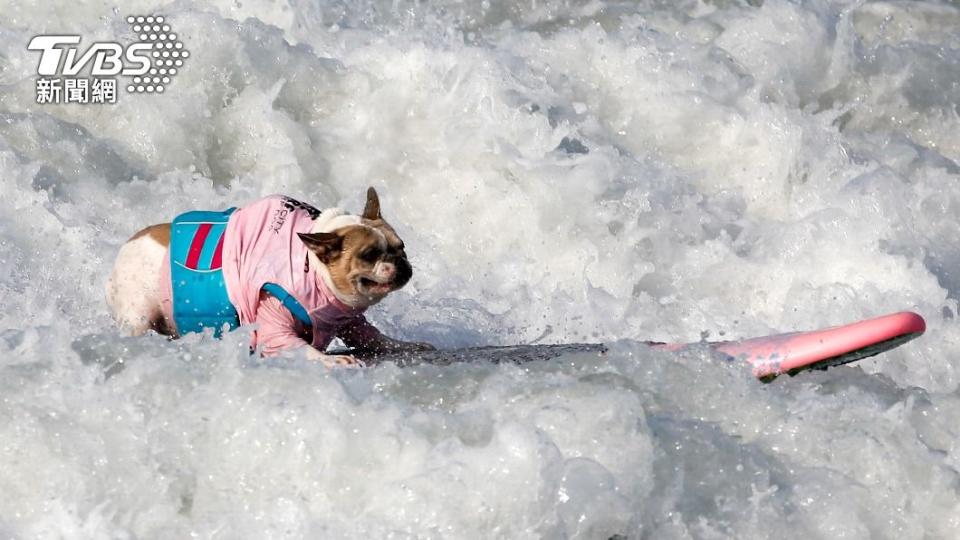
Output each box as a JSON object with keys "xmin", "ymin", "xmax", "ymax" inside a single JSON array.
[{"xmin": 378, "ymin": 262, "xmax": 396, "ymax": 280}]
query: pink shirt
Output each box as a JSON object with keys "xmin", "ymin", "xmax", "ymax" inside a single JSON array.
[{"xmin": 159, "ymin": 195, "xmax": 382, "ymax": 355}]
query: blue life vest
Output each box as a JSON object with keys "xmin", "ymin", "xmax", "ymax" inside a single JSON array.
[{"xmin": 170, "ymin": 208, "xmax": 312, "ymax": 337}]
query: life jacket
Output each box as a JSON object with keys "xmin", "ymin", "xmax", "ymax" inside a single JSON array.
[
  {"xmin": 169, "ymin": 212, "xmax": 314, "ymax": 337},
  {"xmin": 169, "ymin": 207, "xmax": 242, "ymax": 336}
]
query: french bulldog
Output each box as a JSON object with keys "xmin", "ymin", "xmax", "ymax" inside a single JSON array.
[{"xmin": 106, "ymin": 187, "xmax": 432, "ymax": 366}]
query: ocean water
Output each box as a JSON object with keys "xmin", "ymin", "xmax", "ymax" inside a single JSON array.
[{"xmin": 1, "ymin": 0, "xmax": 959, "ymax": 537}]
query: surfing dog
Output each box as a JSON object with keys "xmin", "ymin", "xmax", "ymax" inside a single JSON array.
[{"xmin": 106, "ymin": 188, "xmax": 432, "ymax": 366}]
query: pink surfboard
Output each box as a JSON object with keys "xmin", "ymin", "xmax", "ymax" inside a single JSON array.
[
  {"xmin": 648, "ymin": 311, "xmax": 926, "ymax": 381},
  {"xmin": 349, "ymin": 311, "xmax": 926, "ymax": 382}
]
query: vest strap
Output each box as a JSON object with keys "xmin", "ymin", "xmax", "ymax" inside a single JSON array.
[{"xmin": 262, "ymin": 283, "xmax": 312, "ymax": 327}]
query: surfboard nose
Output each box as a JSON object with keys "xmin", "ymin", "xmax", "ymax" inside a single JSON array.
[{"xmin": 899, "ymin": 311, "xmax": 926, "ymax": 335}]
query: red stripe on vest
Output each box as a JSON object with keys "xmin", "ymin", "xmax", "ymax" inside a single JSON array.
[
  {"xmin": 211, "ymin": 229, "xmax": 225, "ymax": 270},
  {"xmin": 185, "ymin": 223, "xmax": 212, "ymax": 269}
]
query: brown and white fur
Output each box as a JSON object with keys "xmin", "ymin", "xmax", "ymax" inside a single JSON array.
[{"xmin": 105, "ymin": 188, "xmax": 432, "ymax": 366}]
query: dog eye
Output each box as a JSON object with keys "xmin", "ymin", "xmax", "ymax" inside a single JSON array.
[{"xmin": 360, "ymin": 247, "xmax": 381, "ymax": 262}]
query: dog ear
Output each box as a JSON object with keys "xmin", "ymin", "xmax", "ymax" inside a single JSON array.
[
  {"xmin": 362, "ymin": 187, "xmax": 381, "ymax": 220},
  {"xmin": 298, "ymin": 232, "xmax": 342, "ymax": 263}
]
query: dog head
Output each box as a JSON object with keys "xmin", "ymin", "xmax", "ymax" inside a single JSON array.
[{"xmin": 298, "ymin": 187, "xmax": 412, "ymax": 308}]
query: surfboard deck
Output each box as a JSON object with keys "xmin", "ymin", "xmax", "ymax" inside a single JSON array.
[
  {"xmin": 347, "ymin": 311, "xmax": 925, "ymax": 382},
  {"xmin": 350, "ymin": 342, "xmax": 609, "ymax": 368}
]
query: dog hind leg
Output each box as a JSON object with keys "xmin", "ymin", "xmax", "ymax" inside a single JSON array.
[{"xmin": 105, "ymin": 224, "xmax": 172, "ymax": 336}]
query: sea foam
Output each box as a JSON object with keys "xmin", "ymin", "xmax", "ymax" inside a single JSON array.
[{"xmin": 0, "ymin": 0, "xmax": 958, "ymax": 537}]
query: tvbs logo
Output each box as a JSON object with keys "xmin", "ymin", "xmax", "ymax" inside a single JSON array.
[
  {"xmin": 29, "ymin": 36, "xmax": 152, "ymax": 77},
  {"xmin": 28, "ymin": 15, "xmax": 189, "ymax": 104}
]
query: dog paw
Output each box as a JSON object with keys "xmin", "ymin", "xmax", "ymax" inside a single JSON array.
[
  {"xmin": 325, "ymin": 354, "xmax": 365, "ymax": 368},
  {"xmin": 306, "ymin": 348, "xmax": 366, "ymax": 368}
]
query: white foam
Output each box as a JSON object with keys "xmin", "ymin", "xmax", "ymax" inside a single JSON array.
[{"xmin": 1, "ymin": 0, "xmax": 959, "ymax": 536}]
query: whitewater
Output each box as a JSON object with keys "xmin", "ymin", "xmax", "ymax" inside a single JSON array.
[{"xmin": 1, "ymin": 0, "xmax": 959, "ymax": 537}]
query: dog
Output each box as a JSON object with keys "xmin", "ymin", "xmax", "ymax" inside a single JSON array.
[{"xmin": 106, "ymin": 187, "xmax": 433, "ymax": 367}]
